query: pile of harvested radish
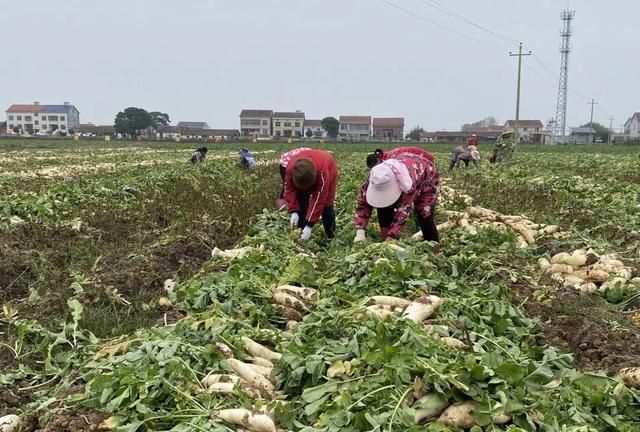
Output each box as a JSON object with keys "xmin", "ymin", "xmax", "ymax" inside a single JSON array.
[
  {"xmin": 212, "ymin": 245, "xmax": 264, "ymax": 260},
  {"xmin": 539, "ymin": 249, "xmax": 640, "ymax": 293},
  {"xmin": 204, "ymin": 338, "xmax": 284, "ymax": 431},
  {"xmin": 270, "ymin": 285, "xmax": 318, "ymax": 329},
  {"xmin": 413, "ymin": 206, "xmax": 562, "ymax": 247},
  {"xmin": 440, "ymin": 185, "xmax": 473, "ymax": 207}
]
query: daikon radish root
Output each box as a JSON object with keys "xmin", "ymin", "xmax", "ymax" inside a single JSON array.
[
  {"xmin": 274, "ymin": 285, "xmax": 319, "ymax": 303},
  {"xmin": 538, "ymin": 258, "xmax": 551, "ymax": 272},
  {"xmin": 600, "ymin": 259, "xmax": 625, "ymax": 269},
  {"xmin": 0, "ymin": 415, "xmax": 20, "ymax": 432},
  {"xmin": 551, "ymin": 252, "xmax": 571, "ymax": 265},
  {"xmin": 619, "ymin": 367, "xmax": 640, "ymax": 389},
  {"xmin": 247, "ymin": 363, "xmax": 276, "ymax": 384},
  {"xmin": 227, "ymin": 359, "xmax": 276, "ymax": 395},
  {"xmin": 387, "ymin": 243, "xmax": 406, "ymax": 253},
  {"xmin": 590, "ymin": 263, "xmax": 619, "ymax": 274},
  {"xmin": 403, "ymin": 296, "xmax": 444, "ymax": 323},
  {"xmin": 286, "ymin": 321, "xmax": 299, "ymax": 331},
  {"xmin": 494, "ymin": 412, "xmax": 512, "ymax": 424},
  {"xmin": 158, "ymin": 297, "xmax": 173, "ymax": 308},
  {"xmin": 516, "ymin": 235, "xmax": 529, "ymax": 248},
  {"xmin": 583, "ymin": 269, "xmax": 609, "ymax": 283},
  {"xmin": 510, "ymin": 223, "xmax": 536, "ymax": 244},
  {"xmin": 562, "ymin": 254, "xmax": 587, "ymax": 267},
  {"xmin": 540, "ymin": 225, "xmax": 560, "ymax": 235},
  {"xmin": 617, "ymin": 268, "xmax": 633, "ymax": 281},
  {"xmin": 412, "ymin": 231, "xmax": 424, "ymax": 240},
  {"xmin": 214, "ymin": 342, "xmax": 235, "ymax": 359},
  {"xmin": 366, "ymin": 305, "xmax": 394, "ymax": 320},
  {"xmin": 272, "ymin": 304, "xmax": 303, "ymax": 321},
  {"xmin": 545, "ymin": 264, "xmax": 573, "ymax": 275},
  {"xmin": 272, "ymin": 292, "xmax": 310, "ymax": 313},
  {"xmin": 215, "ymin": 408, "xmax": 277, "ymax": 432},
  {"xmin": 413, "ymin": 394, "xmax": 449, "ymax": 424},
  {"xmin": 578, "ymin": 282, "xmax": 598, "ymax": 293},
  {"xmin": 201, "ymin": 373, "xmax": 240, "ymax": 388},
  {"xmin": 251, "ymin": 357, "xmax": 274, "ymax": 368},
  {"xmin": 242, "ymin": 337, "xmax": 282, "ymax": 361},
  {"xmin": 371, "ymin": 296, "xmax": 411, "ymax": 309},
  {"xmin": 550, "ymin": 273, "xmax": 566, "ymax": 284},
  {"xmin": 441, "ymin": 337, "xmax": 469, "ymax": 350},
  {"xmin": 438, "ymin": 401, "xmax": 477, "ymax": 428},
  {"xmin": 436, "ymin": 221, "xmax": 458, "ymax": 232},
  {"xmin": 211, "ymin": 246, "xmax": 253, "ymax": 260},
  {"xmin": 630, "ymin": 277, "xmax": 640, "ymax": 286},
  {"xmin": 206, "ymin": 382, "xmax": 236, "ymax": 394},
  {"xmin": 563, "ymin": 274, "xmax": 586, "ymax": 286},
  {"xmin": 467, "ymin": 207, "xmax": 498, "ymax": 219}
]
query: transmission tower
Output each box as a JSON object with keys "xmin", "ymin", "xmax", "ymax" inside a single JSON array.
[{"xmin": 554, "ymin": 9, "xmax": 575, "ymax": 138}]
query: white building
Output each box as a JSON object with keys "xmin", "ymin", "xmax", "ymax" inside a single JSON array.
[
  {"xmin": 303, "ymin": 119, "xmax": 326, "ymax": 138},
  {"xmin": 5, "ymin": 102, "xmax": 79, "ymax": 135},
  {"xmin": 273, "ymin": 111, "xmax": 305, "ymax": 138},
  {"xmin": 624, "ymin": 112, "xmax": 640, "ymax": 139},
  {"xmin": 339, "ymin": 116, "xmax": 371, "ymax": 141}
]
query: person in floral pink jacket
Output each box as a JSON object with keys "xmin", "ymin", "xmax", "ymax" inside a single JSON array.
[{"xmin": 354, "ymin": 152, "xmax": 440, "ymax": 248}]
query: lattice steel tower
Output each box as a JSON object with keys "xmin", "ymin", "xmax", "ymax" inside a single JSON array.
[{"xmin": 554, "ymin": 10, "xmax": 575, "ymax": 137}]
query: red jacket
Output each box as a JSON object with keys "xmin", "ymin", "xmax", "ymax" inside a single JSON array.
[{"xmin": 285, "ymin": 150, "xmax": 338, "ymax": 224}]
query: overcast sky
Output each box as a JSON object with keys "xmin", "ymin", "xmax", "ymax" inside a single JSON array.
[{"xmin": 1, "ymin": 0, "xmax": 637, "ymax": 131}]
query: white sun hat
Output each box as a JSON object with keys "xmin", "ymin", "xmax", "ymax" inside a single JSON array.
[{"xmin": 366, "ymin": 160, "xmax": 413, "ymax": 208}]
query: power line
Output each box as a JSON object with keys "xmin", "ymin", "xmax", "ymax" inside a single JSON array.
[
  {"xmin": 416, "ymin": 0, "xmax": 519, "ymax": 47},
  {"xmin": 378, "ymin": 0, "xmax": 507, "ymax": 52}
]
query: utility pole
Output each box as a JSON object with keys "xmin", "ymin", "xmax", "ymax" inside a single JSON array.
[
  {"xmin": 588, "ymin": 98, "xmax": 598, "ymax": 143},
  {"xmin": 608, "ymin": 116, "xmax": 614, "ymax": 146},
  {"xmin": 510, "ymin": 43, "xmax": 531, "ymax": 145}
]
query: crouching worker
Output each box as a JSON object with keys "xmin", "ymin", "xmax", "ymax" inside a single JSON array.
[
  {"xmin": 239, "ymin": 148, "xmax": 257, "ymax": 168},
  {"xmin": 366, "ymin": 146, "xmax": 435, "ymax": 169},
  {"xmin": 354, "ymin": 152, "xmax": 440, "ymax": 250},
  {"xmin": 190, "ymin": 147, "xmax": 208, "ymax": 164},
  {"xmin": 449, "ymin": 145, "xmax": 480, "ymax": 170},
  {"xmin": 285, "ymin": 149, "xmax": 338, "ymax": 242},
  {"xmin": 276, "ymin": 147, "xmax": 311, "ymax": 210}
]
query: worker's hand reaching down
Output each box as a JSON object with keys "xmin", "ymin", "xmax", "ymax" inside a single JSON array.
[
  {"xmin": 300, "ymin": 226, "xmax": 313, "ymax": 241},
  {"xmin": 354, "ymin": 229, "xmax": 367, "ymax": 243},
  {"xmin": 289, "ymin": 212, "xmax": 299, "ymax": 228}
]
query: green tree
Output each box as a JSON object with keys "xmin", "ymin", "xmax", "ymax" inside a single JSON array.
[
  {"xmin": 115, "ymin": 107, "xmax": 153, "ymax": 137},
  {"xmin": 305, "ymin": 128, "xmax": 313, "ymax": 138},
  {"xmin": 406, "ymin": 126, "xmax": 425, "ymax": 141},
  {"xmin": 150, "ymin": 111, "xmax": 170, "ymax": 128},
  {"xmin": 581, "ymin": 122, "xmax": 609, "ymax": 142},
  {"xmin": 321, "ymin": 117, "xmax": 340, "ymax": 139}
]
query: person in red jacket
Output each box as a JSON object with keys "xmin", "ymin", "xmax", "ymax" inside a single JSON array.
[
  {"xmin": 354, "ymin": 152, "xmax": 440, "ymax": 249},
  {"xmin": 468, "ymin": 134, "xmax": 479, "ymax": 147},
  {"xmin": 366, "ymin": 146, "xmax": 435, "ymax": 168},
  {"xmin": 284, "ymin": 149, "xmax": 338, "ymax": 241}
]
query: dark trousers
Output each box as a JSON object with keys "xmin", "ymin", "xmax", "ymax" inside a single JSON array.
[
  {"xmin": 279, "ymin": 164, "xmax": 286, "ymax": 199},
  {"xmin": 377, "ymin": 206, "xmax": 439, "ymax": 243},
  {"xmin": 296, "ymin": 193, "xmax": 335, "ymax": 238}
]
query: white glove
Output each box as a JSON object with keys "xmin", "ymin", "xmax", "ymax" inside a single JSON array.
[
  {"xmin": 354, "ymin": 229, "xmax": 367, "ymax": 243},
  {"xmin": 300, "ymin": 225, "xmax": 313, "ymax": 241},
  {"xmin": 289, "ymin": 212, "xmax": 299, "ymax": 228}
]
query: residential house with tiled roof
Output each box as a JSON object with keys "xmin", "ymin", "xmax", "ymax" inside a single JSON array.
[
  {"xmin": 273, "ymin": 111, "xmax": 305, "ymax": 138},
  {"xmin": 503, "ymin": 119, "xmax": 547, "ymax": 143},
  {"xmin": 339, "ymin": 116, "xmax": 371, "ymax": 141},
  {"xmin": 177, "ymin": 121, "xmax": 210, "ymax": 129},
  {"xmin": 5, "ymin": 102, "xmax": 79, "ymax": 135},
  {"xmin": 373, "ymin": 117, "xmax": 405, "ymax": 140},
  {"xmin": 303, "ymin": 119, "xmax": 326, "ymax": 138},
  {"xmin": 624, "ymin": 112, "xmax": 640, "ymax": 139},
  {"xmin": 240, "ymin": 110, "xmax": 273, "ymax": 137}
]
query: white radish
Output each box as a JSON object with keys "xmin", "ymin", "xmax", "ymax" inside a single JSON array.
[
  {"xmin": 371, "ymin": 296, "xmax": 411, "ymax": 309},
  {"xmin": 366, "ymin": 305, "xmax": 394, "ymax": 320},
  {"xmin": 541, "ymin": 225, "xmax": 560, "ymax": 235},
  {"xmin": 538, "ymin": 258, "xmax": 551, "ymax": 272},
  {"xmin": 206, "ymin": 382, "xmax": 237, "ymax": 394},
  {"xmin": 584, "ymin": 269, "xmax": 610, "ymax": 283},
  {"xmin": 387, "ymin": 243, "xmax": 406, "ymax": 253},
  {"xmin": 227, "ymin": 359, "xmax": 276, "ymax": 395},
  {"xmin": 600, "ymin": 277, "xmax": 627, "ymax": 291},
  {"xmin": 286, "ymin": 320, "xmax": 299, "ymax": 331},
  {"xmin": 562, "ymin": 254, "xmax": 587, "ymax": 267},
  {"xmin": 201, "ymin": 373, "xmax": 240, "ymax": 388},
  {"xmin": 214, "ymin": 342, "xmax": 234, "ymax": 359},
  {"xmin": 551, "ymin": 252, "xmax": 571, "ymax": 265},
  {"xmin": 403, "ymin": 296, "xmax": 444, "ymax": 323},
  {"xmin": 274, "ymin": 285, "xmax": 319, "ymax": 303},
  {"xmin": 211, "ymin": 246, "xmax": 253, "ymax": 260},
  {"xmin": 215, "ymin": 409, "xmax": 276, "ymax": 432},
  {"xmin": 579, "ymin": 282, "xmax": 598, "ymax": 293},
  {"xmin": 272, "ymin": 291, "xmax": 310, "ymax": 313},
  {"xmin": 563, "ymin": 274, "xmax": 586, "ymax": 286},
  {"xmin": 439, "ymin": 401, "xmax": 477, "ymax": 428},
  {"xmin": 545, "ymin": 264, "xmax": 573, "ymax": 275},
  {"xmin": 413, "ymin": 394, "xmax": 449, "ymax": 424},
  {"xmin": 0, "ymin": 415, "xmax": 20, "ymax": 432},
  {"xmin": 242, "ymin": 337, "xmax": 282, "ymax": 361},
  {"xmin": 441, "ymin": 337, "xmax": 469, "ymax": 350},
  {"xmin": 617, "ymin": 268, "xmax": 633, "ymax": 281},
  {"xmin": 272, "ymin": 304, "xmax": 303, "ymax": 321},
  {"xmin": 619, "ymin": 367, "xmax": 640, "ymax": 389},
  {"xmin": 250, "ymin": 357, "xmax": 274, "ymax": 368}
]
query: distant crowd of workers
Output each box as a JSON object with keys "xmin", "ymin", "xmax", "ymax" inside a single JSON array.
[{"xmin": 187, "ymin": 133, "xmax": 508, "ymax": 250}]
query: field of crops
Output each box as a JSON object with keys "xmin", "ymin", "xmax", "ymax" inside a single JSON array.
[{"xmin": 1, "ymin": 140, "xmax": 640, "ymax": 431}]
